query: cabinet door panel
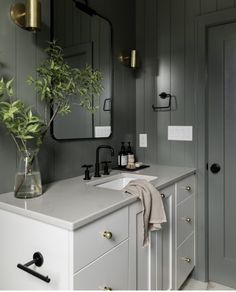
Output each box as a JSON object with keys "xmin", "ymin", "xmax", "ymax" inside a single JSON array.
[
  {"xmin": 74, "ymin": 240, "xmax": 129, "ymax": 290},
  {"xmin": 150, "ymin": 185, "xmax": 175, "ymax": 290}
]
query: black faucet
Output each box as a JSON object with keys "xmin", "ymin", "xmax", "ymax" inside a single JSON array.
[{"xmin": 94, "ymin": 145, "xmax": 115, "ymax": 177}]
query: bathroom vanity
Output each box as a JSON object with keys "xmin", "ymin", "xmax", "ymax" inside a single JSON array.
[{"xmin": 0, "ymin": 165, "xmax": 195, "ymax": 290}]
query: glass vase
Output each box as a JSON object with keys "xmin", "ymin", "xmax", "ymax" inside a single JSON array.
[{"xmin": 14, "ymin": 149, "xmax": 42, "ymax": 199}]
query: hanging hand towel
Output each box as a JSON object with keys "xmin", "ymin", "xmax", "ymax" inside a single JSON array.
[{"xmin": 123, "ymin": 179, "xmax": 167, "ymax": 246}]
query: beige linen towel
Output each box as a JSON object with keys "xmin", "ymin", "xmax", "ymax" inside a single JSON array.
[{"xmin": 123, "ymin": 179, "xmax": 167, "ymax": 246}]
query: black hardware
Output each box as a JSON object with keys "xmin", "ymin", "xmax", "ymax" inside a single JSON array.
[
  {"xmin": 102, "ymin": 161, "xmax": 112, "ymax": 175},
  {"xmin": 152, "ymin": 92, "xmax": 172, "ymax": 111},
  {"xmin": 210, "ymin": 163, "xmax": 221, "ymax": 174},
  {"xmin": 82, "ymin": 164, "xmax": 93, "ymax": 180},
  {"xmin": 17, "ymin": 252, "xmax": 50, "ymax": 283},
  {"xmin": 95, "ymin": 145, "xmax": 115, "ymax": 177}
]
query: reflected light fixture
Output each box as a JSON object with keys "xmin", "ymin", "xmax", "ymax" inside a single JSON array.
[
  {"xmin": 10, "ymin": 0, "xmax": 41, "ymax": 32},
  {"xmin": 119, "ymin": 50, "xmax": 138, "ymax": 69}
]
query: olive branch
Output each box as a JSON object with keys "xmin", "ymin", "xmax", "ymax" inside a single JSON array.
[{"xmin": 0, "ymin": 41, "xmax": 103, "ymax": 152}]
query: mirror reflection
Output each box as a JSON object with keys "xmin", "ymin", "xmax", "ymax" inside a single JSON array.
[{"xmin": 52, "ymin": 0, "xmax": 112, "ymax": 140}]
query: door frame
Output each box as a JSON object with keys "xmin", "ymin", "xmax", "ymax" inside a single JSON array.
[{"xmin": 195, "ymin": 8, "xmax": 236, "ymax": 282}]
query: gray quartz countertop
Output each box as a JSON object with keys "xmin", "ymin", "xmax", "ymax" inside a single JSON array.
[{"xmin": 0, "ymin": 164, "xmax": 195, "ymax": 231}]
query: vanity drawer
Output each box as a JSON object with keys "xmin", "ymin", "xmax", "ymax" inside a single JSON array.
[
  {"xmin": 74, "ymin": 240, "xmax": 129, "ymax": 290},
  {"xmin": 177, "ymin": 195, "xmax": 194, "ymax": 247},
  {"xmin": 176, "ymin": 233, "xmax": 195, "ymax": 289},
  {"xmin": 176, "ymin": 175, "xmax": 195, "ymax": 204},
  {"xmin": 74, "ymin": 207, "xmax": 128, "ymax": 272}
]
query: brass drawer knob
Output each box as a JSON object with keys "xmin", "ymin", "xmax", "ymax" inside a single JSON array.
[
  {"xmin": 182, "ymin": 256, "xmax": 192, "ymax": 263},
  {"xmin": 185, "ymin": 186, "xmax": 192, "ymax": 191},
  {"xmin": 103, "ymin": 231, "xmax": 113, "ymax": 240},
  {"xmin": 104, "ymin": 286, "xmax": 112, "ymax": 291},
  {"xmin": 161, "ymin": 193, "xmax": 166, "ymax": 199},
  {"xmin": 184, "ymin": 217, "xmax": 192, "ymax": 223}
]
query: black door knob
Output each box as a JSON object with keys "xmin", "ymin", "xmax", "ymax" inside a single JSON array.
[{"xmin": 210, "ymin": 163, "xmax": 221, "ymax": 174}]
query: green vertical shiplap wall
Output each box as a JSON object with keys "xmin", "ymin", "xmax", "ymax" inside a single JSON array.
[
  {"xmin": 136, "ymin": 0, "xmax": 236, "ymax": 167},
  {"xmin": 0, "ymin": 0, "xmax": 51, "ymax": 193}
]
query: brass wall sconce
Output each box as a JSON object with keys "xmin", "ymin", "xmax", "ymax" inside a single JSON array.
[
  {"xmin": 10, "ymin": 0, "xmax": 41, "ymax": 32},
  {"xmin": 119, "ymin": 50, "xmax": 138, "ymax": 69}
]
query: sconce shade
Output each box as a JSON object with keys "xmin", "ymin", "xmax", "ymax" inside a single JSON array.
[
  {"xmin": 119, "ymin": 50, "xmax": 138, "ymax": 69},
  {"xmin": 26, "ymin": 0, "xmax": 41, "ymax": 31},
  {"xmin": 131, "ymin": 50, "xmax": 136, "ymax": 68},
  {"xmin": 10, "ymin": 0, "xmax": 41, "ymax": 32}
]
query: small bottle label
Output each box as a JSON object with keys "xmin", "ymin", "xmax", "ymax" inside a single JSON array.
[{"xmin": 121, "ymin": 155, "xmax": 128, "ymax": 166}]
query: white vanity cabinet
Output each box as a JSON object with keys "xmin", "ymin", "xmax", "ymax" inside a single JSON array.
[
  {"xmin": 0, "ymin": 206, "xmax": 133, "ymax": 290},
  {"xmin": 0, "ymin": 170, "xmax": 196, "ymax": 291}
]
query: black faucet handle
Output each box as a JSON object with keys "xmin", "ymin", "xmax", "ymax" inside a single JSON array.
[
  {"xmin": 101, "ymin": 161, "xmax": 112, "ymax": 175},
  {"xmin": 82, "ymin": 164, "xmax": 93, "ymax": 169},
  {"xmin": 82, "ymin": 165, "xmax": 93, "ymax": 180}
]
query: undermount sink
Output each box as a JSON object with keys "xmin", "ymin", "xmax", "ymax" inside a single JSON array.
[{"xmin": 90, "ymin": 173, "xmax": 157, "ymax": 191}]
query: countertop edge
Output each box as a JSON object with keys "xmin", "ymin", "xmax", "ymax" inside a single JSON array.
[
  {"xmin": 0, "ymin": 196, "xmax": 138, "ymax": 231},
  {"xmin": 155, "ymin": 169, "xmax": 196, "ymax": 190}
]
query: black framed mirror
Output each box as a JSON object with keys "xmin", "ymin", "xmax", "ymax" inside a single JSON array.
[{"xmin": 51, "ymin": 0, "xmax": 113, "ymax": 140}]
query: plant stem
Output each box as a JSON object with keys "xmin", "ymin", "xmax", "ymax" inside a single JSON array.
[
  {"xmin": 41, "ymin": 105, "xmax": 60, "ymax": 141},
  {"xmin": 14, "ymin": 104, "xmax": 60, "ymax": 197},
  {"xmin": 14, "ymin": 139, "xmax": 29, "ymax": 196},
  {"xmin": 20, "ymin": 138, "xmax": 28, "ymax": 152},
  {"xmin": 14, "ymin": 170, "xmax": 27, "ymax": 196},
  {"xmin": 10, "ymin": 135, "xmax": 21, "ymax": 152}
]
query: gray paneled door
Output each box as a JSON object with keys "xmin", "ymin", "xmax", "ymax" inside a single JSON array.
[{"xmin": 208, "ymin": 22, "xmax": 236, "ymax": 289}]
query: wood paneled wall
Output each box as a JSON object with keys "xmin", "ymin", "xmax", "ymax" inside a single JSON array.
[
  {"xmin": 136, "ymin": 0, "xmax": 236, "ymax": 167},
  {"xmin": 0, "ymin": 0, "xmax": 136, "ymax": 193},
  {"xmin": 0, "ymin": 0, "xmax": 51, "ymax": 193}
]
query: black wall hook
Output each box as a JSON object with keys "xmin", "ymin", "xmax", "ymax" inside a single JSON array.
[{"xmin": 152, "ymin": 92, "xmax": 172, "ymax": 111}]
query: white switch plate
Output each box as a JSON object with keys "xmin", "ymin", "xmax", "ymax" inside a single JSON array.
[
  {"xmin": 139, "ymin": 134, "xmax": 147, "ymax": 148},
  {"xmin": 168, "ymin": 126, "xmax": 193, "ymax": 141}
]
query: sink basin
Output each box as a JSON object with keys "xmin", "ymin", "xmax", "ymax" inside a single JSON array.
[{"xmin": 90, "ymin": 173, "xmax": 157, "ymax": 191}]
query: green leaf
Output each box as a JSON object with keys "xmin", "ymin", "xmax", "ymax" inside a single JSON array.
[
  {"xmin": 27, "ymin": 124, "xmax": 40, "ymax": 133},
  {"xmin": 6, "ymin": 79, "xmax": 14, "ymax": 97},
  {"xmin": 0, "ymin": 41, "xmax": 103, "ymax": 148}
]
